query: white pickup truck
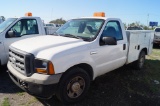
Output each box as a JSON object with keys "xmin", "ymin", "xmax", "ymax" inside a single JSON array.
[
  {"xmin": 44, "ymin": 23, "xmax": 60, "ymax": 35},
  {"xmin": 7, "ymin": 13, "xmax": 154, "ymax": 104},
  {"xmin": 0, "ymin": 14, "xmax": 56, "ymax": 66}
]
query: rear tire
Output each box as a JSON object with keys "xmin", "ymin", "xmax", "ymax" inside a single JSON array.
[
  {"xmin": 56, "ymin": 67, "xmax": 90, "ymax": 104},
  {"xmin": 153, "ymin": 43, "xmax": 159, "ymax": 48},
  {"xmin": 153, "ymin": 43, "xmax": 160, "ymax": 48},
  {"xmin": 134, "ymin": 51, "xmax": 146, "ymax": 70}
]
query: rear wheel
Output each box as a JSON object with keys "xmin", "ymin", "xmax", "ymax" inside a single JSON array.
[
  {"xmin": 56, "ymin": 67, "xmax": 90, "ymax": 104},
  {"xmin": 134, "ymin": 51, "xmax": 146, "ymax": 70},
  {"xmin": 153, "ymin": 43, "xmax": 159, "ymax": 48}
]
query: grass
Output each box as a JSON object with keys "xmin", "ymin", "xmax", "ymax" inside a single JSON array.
[
  {"xmin": 147, "ymin": 48, "xmax": 160, "ymax": 60},
  {"xmin": 1, "ymin": 98, "xmax": 10, "ymax": 106},
  {"xmin": 144, "ymin": 48, "xmax": 160, "ymax": 94},
  {"xmin": 26, "ymin": 97, "xmax": 38, "ymax": 106},
  {"xmin": 19, "ymin": 97, "xmax": 38, "ymax": 106},
  {"xmin": 17, "ymin": 92, "xmax": 25, "ymax": 96},
  {"xmin": 127, "ymin": 48, "xmax": 160, "ymax": 96},
  {"xmin": 79, "ymin": 51, "xmax": 160, "ymax": 105}
]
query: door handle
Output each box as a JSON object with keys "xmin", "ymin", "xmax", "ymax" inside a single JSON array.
[
  {"xmin": 123, "ymin": 44, "xmax": 126, "ymax": 50},
  {"xmin": 137, "ymin": 45, "xmax": 140, "ymax": 50}
]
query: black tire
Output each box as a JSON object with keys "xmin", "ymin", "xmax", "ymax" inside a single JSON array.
[
  {"xmin": 134, "ymin": 51, "xmax": 146, "ymax": 70},
  {"xmin": 56, "ymin": 67, "xmax": 90, "ymax": 104},
  {"xmin": 153, "ymin": 43, "xmax": 158, "ymax": 48}
]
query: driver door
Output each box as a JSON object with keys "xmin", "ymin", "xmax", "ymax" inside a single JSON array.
[{"xmin": 93, "ymin": 20, "xmax": 127, "ymax": 76}]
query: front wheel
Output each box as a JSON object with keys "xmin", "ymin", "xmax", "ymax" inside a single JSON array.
[
  {"xmin": 134, "ymin": 51, "xmax": 146, "ymax": 70},
  {"xmin": 153, "ymin": 43, "xmax": 159, "ymax": 48},
  {"xmin": 56, "ymin": 67, "xmax": 90, "ymax": 104}
]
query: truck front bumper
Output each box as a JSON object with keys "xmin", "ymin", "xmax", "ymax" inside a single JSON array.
[{"xmin": 7, "ymin": 62, "xmax": 62, "ymax": 99}]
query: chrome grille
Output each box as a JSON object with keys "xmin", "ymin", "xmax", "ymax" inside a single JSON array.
[
  {"xmin": 9, "ymin": 47, "xmax": 35, "ymax": 77},
  {"xmin": 9, "ymin": 49, "xmax": 25, "ymax": 73}
]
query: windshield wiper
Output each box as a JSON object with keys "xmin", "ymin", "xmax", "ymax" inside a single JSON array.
[
  {"xmin": 53, "ymin": 32, "xmax": 60, "ymax": 36},
  {"xmin": 63, "ymin": 34, "xmax": 82, "ymax": 40}
]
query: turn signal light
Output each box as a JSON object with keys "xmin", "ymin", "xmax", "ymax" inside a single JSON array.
[
  {"xmin": 48, "ymin": 61, "xmax": 55, "ymax": 75},
  {"xmin": 36, "ymin": 61, "xmax": 55, "ymax": 75},
  {"xmin": 36, "ymin": 68, "xmax": 47, "ymax": 74}
]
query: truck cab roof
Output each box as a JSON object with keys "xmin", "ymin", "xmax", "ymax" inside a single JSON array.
[
  {"xmin": 8, "ymin": 17, "xmax": 41, "ymax": 20},
  {"xmin": 74, "ymin": 17, "xmax": 119, "ymax": 20}
]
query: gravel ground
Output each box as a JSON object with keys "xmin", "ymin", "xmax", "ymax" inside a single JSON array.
[
  {"xmin": 0, "ymin": 66, "xmax": 43, "ymax": 106},
  {"xmin": 0, "ymin": 48, "xmax": 160, "ymax": 106}
]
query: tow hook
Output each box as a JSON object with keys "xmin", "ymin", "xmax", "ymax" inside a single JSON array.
[{"xmin": 19, "ymin": 80, "xmax": 28, "ymax": 88}]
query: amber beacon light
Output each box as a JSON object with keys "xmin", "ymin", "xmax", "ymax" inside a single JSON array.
[
  {"xmin": 25, "ymin": 12, "xmax": 32, "ymax": 16},
  {"xmin": 93, "ymin": 12, "xmax": 105, "ymax": 17}
]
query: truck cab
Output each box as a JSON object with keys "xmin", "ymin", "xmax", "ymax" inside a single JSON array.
[{"xmin": 0, "ymin": 13, "xmax": 48, "ymax": 65}]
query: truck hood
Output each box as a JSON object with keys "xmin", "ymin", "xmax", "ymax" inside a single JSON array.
[{"xmin": 11, "ymin": 35, "xmax": 89, "ymax": 58}]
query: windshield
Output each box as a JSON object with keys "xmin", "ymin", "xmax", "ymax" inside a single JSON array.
[
  {"xmin": 0, "ymin": 18, "xmax": 17, "ymax": 33},
  {"xmin": 155, "ymin": 28, "xmax": 160, "ymax": 32},
  {"xmin": 56, "ymin": 19, "xmax": 104, "ymax": 41}
]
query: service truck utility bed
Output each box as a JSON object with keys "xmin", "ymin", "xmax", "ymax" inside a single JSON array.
[{"xmin": 126, "ymin": 31, "xmax": 154, "ymax": 64}]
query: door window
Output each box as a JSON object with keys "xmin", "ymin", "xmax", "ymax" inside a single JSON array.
[
  {"xmin": 101, "ymin": 21, "xmax": 123, "ymax": 40},
  {"xmin": 6, "ymin": 19, "xmax": 39, "ymax": 37}
]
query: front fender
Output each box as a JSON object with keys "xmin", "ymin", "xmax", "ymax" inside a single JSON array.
[{"xmin": 52, "ymin": 51, "xmax": 96, "ymax": 78}]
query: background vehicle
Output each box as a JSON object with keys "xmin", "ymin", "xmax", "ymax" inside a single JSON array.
[
  {"xmin": 44, "ymin": 23, "xmax": 60, "ymax": 35},
  {"xmin": 127, "ymin": 26, "xmax": 143, "ymax": 30},
  {"xmin": 154, "ymin": 27, "xmax": 160, "ymax": 46},
  {"xmin": 0, "ymin": 13, "xmax": 56, "ymax": 65},
  {"xmin": 8, "ymin": 12, "xmax": 154, "ymax": 104}
]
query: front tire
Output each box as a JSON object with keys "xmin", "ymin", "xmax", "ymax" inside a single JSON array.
[
  {"xmin": 134, "ymin": 51, "xmax": 146, "ymax": 70},
  {"xmin": 56, "ymin": 67, "xmax": 90, "ymax": 104}
]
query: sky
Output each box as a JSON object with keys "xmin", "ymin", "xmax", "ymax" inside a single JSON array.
[{"xmin": 0, "ymin": 0, "xmax": 160, "ymax": 25}]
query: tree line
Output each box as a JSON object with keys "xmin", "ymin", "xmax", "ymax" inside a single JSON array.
[
  {"xmin": 50, "ymin": 18, "xmax": 66, "ymax": 24},
  {"xmin": 0, "ymin": 16, "xmax": 5, "ymax": 21},
  {"xmin": 124, "ymin": 21, "xmax": 156, "ymax": 30}
]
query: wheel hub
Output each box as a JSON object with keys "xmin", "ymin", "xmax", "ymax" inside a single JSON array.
[
  {"xmin": 140, "ymin": 56, "xmax": 144, "ymax": 66},
  {"xmin": 71, "ymin": 82, "xmax": 81, "ymax": 92},
  {"xmin": 67, "ymin": 76, "xmax": 85, "ymax": 98}
]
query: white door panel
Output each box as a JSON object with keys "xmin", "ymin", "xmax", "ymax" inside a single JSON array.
[
  {"xmin": 148, "ymin": 32, "xmax": 154, "ymax": 54},
  {"xmin": 127, "ymin": 32, "xmax": 139, "ymax": 64},
  {"xmin": 0, "ymin": 39, "xmax": 7, "ymax": 65},
  {"xmin": 93, "ymin": 20, "xmax": 127, "ymax": 77},
  {"xmin": 93, "ymin": 42, "xmax": 126, "ymax": 76}
]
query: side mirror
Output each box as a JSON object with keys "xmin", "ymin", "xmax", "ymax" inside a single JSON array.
[
  {"xmin": 100, "ymin": 36, "xmax": 117, "ymax": 46},
  {"xmin": 7, "ymin": 31, "xmax": 16, "ymax": 38}
]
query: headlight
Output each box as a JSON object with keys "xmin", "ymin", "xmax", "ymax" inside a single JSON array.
[{"xmin": 34, "ymin": 59, "xmax": 55, "ymax": 75}]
